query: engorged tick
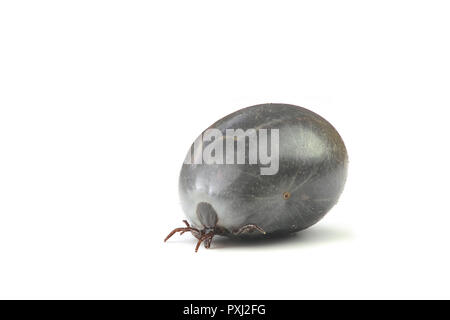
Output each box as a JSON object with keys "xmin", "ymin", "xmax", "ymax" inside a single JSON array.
[{"xmin": 165, "ymin": 103, "xmax": 348, "ymax": 251}]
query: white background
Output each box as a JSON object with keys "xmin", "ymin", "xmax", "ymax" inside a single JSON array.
[{"xmin": 1, "ymin": 1, "xmax": 449, "ymax": 299}]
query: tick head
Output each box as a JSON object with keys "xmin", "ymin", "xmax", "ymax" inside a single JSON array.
[{"xmin": 196, "ymin": 202, "xmax": 219, "ymax": 229}]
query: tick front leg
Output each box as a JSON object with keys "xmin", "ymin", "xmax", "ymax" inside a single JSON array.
[
  {"xmin": 179, "ymin": 220, "xmax": 192, "ymax": 235},
  {"xmin": 164, "ymin": 227, "xmax": 191, "ymax": 242},
  {"xmin": 195, "ymin": 232, "xmax": 214, "ymax": 252},
  {"xmin": 234, "ymin": 224, "xmax": 266, "ymax": 236},
  {"xmin": 164, "ymin": 221, "xmax": 201, "ymax": 242},
  {"xmin": 164, "ymin": 220, "xmax": 216, "ymax": 252}
]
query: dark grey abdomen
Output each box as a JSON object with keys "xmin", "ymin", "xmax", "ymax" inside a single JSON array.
[{"xmin": 179, "ymin": 104, "xmax": 348, "ymax": 237}]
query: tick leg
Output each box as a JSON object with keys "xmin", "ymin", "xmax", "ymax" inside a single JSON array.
[
  {"xmin": 234, "ymin": 224, "xmax": 266, "ymax": 235},
  {"xmin": 182, "ymin": 220, "xmax": 190, "ymax": 227},
  {"xmin": 164, "ymin": 221, "xmax": 201, "ymax": 242},
  {"xmin": 203, "ymin": 233, "xmax": 215, "ymax": 249},
  {"xmin": 179, "ymin": 220, "xmax": 192, "ymax": 235},
  {"xmin": 164, "ymin": 227, "xmax": 191, "ymax": 242},
  {"xmin": 165, "ymin": 221, "xmax": 216, "ymax": 252},
  {"xmin": 180, "ymin": 229, "xmax": 202, "ymax": 238},
  {"xmin": 195, "ymin": 232, "xmax": 214, "ymax": 252}
]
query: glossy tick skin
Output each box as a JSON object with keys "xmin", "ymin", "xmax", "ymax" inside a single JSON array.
[{"xmin": 165, "ymin": 103, "xmax": 348, "ymax": 251}]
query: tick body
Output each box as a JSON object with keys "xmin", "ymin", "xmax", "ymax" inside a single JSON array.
[{"xmin": 165, "ymin": 103, "xmax": 348, "ymax": 251}]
